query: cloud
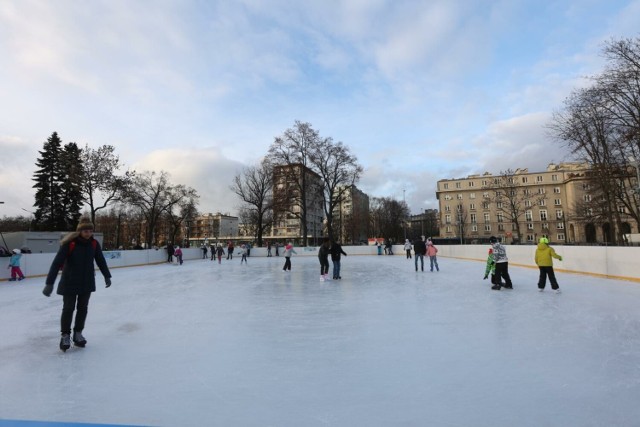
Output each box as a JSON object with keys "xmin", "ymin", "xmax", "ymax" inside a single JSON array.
[
  {"xmin": 132, "ymin": 147, "xmax": 245, "ymax": 216},
  {"xmin": 0, "ymin": 135, "xmax": 42, "ymax": 216}
]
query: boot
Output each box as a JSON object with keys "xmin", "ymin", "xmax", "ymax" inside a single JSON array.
[
  {"xmin": 491, "ymin": 284, "xmax": 501, "ymax": 290},
  {"xmin": 60, "ymin": 334, "xmax": 71, "ymax": 352},
  {"xmin": 73, "ymin": 330, "xmax": 87, "ymax": 347}
]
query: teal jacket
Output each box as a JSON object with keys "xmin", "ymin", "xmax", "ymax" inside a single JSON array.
[{"xmin": 9, "ymin": 253, "xmax": 22, "ymax": 267}]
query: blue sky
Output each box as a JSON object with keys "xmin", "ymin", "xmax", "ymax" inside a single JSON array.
[{"xmin": 1, "ymin": 0, "xmax": 639, "ymax": 218}]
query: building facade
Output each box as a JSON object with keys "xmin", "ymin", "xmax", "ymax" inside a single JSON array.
[
  {"xmin": 436, "ymin": 162, "xmax": 638, "ymax": 245},
  {"xmin": 332, "ymin": 185, "xmax": 370, "ymax": 244},
  {"xmin": 270, "ymin": 164, "xmax": 324, "ymax": 245},
  {"xmin": 184, "ymin": 213, "xmax": 239, "ymax": 247}
]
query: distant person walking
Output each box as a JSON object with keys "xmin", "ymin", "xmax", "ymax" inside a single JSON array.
[
  {"xmin": 282, "ymin": 242, "xmax": 296, "ymax": 271},
  {"xmin": 8, "ymin": 249, "xmax": 26, "ymax": 281},
  {"xmin": 42, "ymin": 216, "xmax": 111, "ymax": 352},
  {"xmin": 426, "ymin": 241, "xmax": 439, "ymax": 272},
  {"xmin": 490, "ymin": 236, "xmax": 513, "ymax": 290},
  {"xmin": 330, "ymin": 240, "xmax": 347, "ymax": 280},
  {"xmin": 413, "ymin": 236, "xmax": 427, "ymax": 272},
  {"xmin": 404, "ymin": 239, "xmax": 412, "ymax": 259},
  {"xmin": 535, "ymin": 237, "xmax": 563, "ymax": 293}
]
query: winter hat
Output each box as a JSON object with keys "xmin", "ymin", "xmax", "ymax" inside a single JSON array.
[
  {"xmin": 76, "ymin": 216, "xmax": 94, "ymax": 232},
  {"xmin": 539, "ymin": 237, "xmax": 549, "ymax": 244},
  {"xmin": 489, "ymin": 236, "xmax": 497, "ymax": 244},
  {"xmin": 12, "ymin": 249, "xmax": 21, "ymax": 254}
]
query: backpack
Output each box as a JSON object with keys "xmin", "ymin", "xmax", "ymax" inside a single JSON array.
[{"xmin": 59, "ymin": 239, "xmax": 98, "ymax": 271}]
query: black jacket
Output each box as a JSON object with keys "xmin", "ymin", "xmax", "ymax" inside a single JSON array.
[
  {"xmin": 330, "ymin": 243, "xmax": 347, "ymax": 261},
  {"xmin": 318, "ymin": 244, "xmax": 331, "ymax": 259},
  {"xmin": 46, "ymin": 237, "xmax": 111, "ymax": 295},
  {"xmin": 413, "ymin": 239, "xmax": 427, "ymax": 255}
]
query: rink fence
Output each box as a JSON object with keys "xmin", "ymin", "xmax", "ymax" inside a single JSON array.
[{"xmin": 1, "ymin": 244, "xmax": 639, "ymax": 283}]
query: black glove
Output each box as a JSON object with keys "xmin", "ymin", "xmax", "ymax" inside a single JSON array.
[
  {"xmin": 43, "ymin": 284, "xmax": 54, "ymax": 297},
  {"xmin": 105, "ymin": 278, "xmax": 111, "ymax": 288},
  {"xmin": 483, "ymin": 274, "xmax": 488, "ymax": 280}
]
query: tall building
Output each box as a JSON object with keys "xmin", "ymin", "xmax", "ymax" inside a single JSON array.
[
  {"xmin": 184, "ymin": 212, "xmax": 239, "ymax": 246},
  {"xmin": 408, "ymin": 209, "xmax": 440, "ymax": 239},
  {"xmin": 436, "ymin": 162, "xmax": 638, "ymax": 244},
  {"xmin": 332, "ymin": 185, "xmax": 370, "ymax": 244},
  {"xmin": 270, "ymin": 164, "xmax": 324, "ymax": 245}
]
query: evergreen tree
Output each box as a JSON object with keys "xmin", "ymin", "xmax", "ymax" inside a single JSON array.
[
  {"xmin": 32, "ymin": 132, "xmax": 65, "ymax": 230},
  {"xmin": 60, "ymin": 142, "xmax": 84, "ymax": 229}
]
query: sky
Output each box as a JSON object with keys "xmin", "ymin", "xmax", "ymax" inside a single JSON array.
[{"xmin": 1, "ymin": 0, "xmax": 639, "ymax": 218}]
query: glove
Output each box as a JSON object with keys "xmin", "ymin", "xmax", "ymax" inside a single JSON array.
[
  {"xmin": 558, "ymin": 256, "xmax": 563, "ymax": 261},
  {"xmin": 43, "ymin": 284, "xmax": 54, "ymax": 297},
  {"xmin": 483, "ymin": 274, "xmax": 488, "ymax": 280},
  {"xmin": 105, "ymin": 278, "xmax": 111, "ymax": 288}
]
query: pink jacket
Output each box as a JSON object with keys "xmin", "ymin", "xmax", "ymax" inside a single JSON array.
[{"xmin": 426, "ymin": 244, "xmax": 438, "ymax": 257}]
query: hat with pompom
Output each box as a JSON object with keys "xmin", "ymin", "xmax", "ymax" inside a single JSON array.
[
  {"xmin": 76, "ymin": 215, "xmax": 94, "ymax": 232},
  {"xmin": 12, "ymin": 249, "xmax": 21, "ymax": 254}
]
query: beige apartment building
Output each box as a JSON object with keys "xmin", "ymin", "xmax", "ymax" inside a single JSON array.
[
  {"xmin": 332, "ymin": 185, "xmax": 370, "ymax": 244},
  {"xmin": 184, "ymin": 212, "xmax": 239, "ymax": 246},
  {"xmin": 436, "ymin": 162, "xmax": 638, "ymax": 245},
  {"xmin": 270, "ymin": 164, "xmax": 324, "ymax": 245}
]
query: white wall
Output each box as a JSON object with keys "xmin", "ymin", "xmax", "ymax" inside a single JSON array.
[{"xmin": 3, "ymin": 245, "xmax": 639, "ymax": 283}]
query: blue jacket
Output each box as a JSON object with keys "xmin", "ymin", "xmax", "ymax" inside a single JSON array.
[{"xmin": 9, "ymin": 253, "xmax": 21, "ymax": 267}]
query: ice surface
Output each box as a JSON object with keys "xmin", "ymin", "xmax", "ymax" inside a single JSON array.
[{"xmin": 1, "ymin": 255, "xmax": 640, "ymax": 427}]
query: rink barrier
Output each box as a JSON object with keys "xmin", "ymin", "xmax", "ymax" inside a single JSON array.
[{"xmin": 1, "ymin": 245, "xmax": 639, "ymax": 283}]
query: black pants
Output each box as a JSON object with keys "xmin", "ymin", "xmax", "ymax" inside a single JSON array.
[
  {"xmin": 168, "ymin": 254, "xmax": 173, "ymax": 262},
  {"xmin": 494, "ymin": 262, "xmax": 513, "ymax": 287},
  {"xmin": 406, "ymin": 249, "xmax": 412, "ymax": 259},
  {"xmin": 319, "ymin": 256, "xmax": 329, "ymax": 275},
  {"xmin": 538, "ymin": 266, "xmax": 559, "ymax": 289},
  {"xmin": 61, "ymin": 293, "xmax": 91, "ymax": 335},
  {"xmin": 283, "ymin": 256, "xmax": 291, "ymax": 270}
]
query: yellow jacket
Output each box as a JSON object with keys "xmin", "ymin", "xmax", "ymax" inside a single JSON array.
[{"xmin": 535, "ymin": 243, "xmax": 562, "ymax": 267}]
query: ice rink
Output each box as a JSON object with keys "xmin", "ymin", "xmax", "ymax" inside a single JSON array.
[{"xmin": 1, "ymin": 254, "xmax": 640, "ymax": 427}]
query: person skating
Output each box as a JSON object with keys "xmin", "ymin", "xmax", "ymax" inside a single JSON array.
[
  {"xmin": 227, "ymin": 241, "xmax": 234, "ymax": 260},
  {"xmin": 7, "ymin": 249, "xmax": 26, "ymax": 281},
  {"xmin": 404, "ymin": 239, "xmax": 412, "ymax": 259},
  {"xmin": 267, "ymin": 242, "xmax": 272, "ymax": 257},
  {"xmin": 240, "ymin": 244, "xmax": 248, "ymax": 264},
  {"xmin": 201, "ymin": 245, "xmax": 208, "ymax": 259},
  {"xmin": 174, "ymin": 246, "xmax": 183, "ymax": 265},
  {"xmin": 535, "ymin": 237, "xmax": 563, "ymax": 294},
  {"xmin": 166, "ymin": 243, "xmax": 175, "ymax": 263},
  {"xmin": 216, "ymin": 244, "xmax": 225, "ymax": 264},
  {"xmin": 413, "ymin": 236, "xmax": 427, "ymax": 272},
  {"xmin": 489, "ymin": 236, "xmax": 513, "ymax": 290},
  {"xmin": 42, "ymin": 216, "xmax": 111, "ymax": 351},
  {"xmin": 210, "ymin": 243, "xmax": 216, "ymax": 261},
  {"xmin": 426, "ymin": 241, "xmax": 439, "ymax": 272},
  {"xmin": 282, "ymin": 242, "xmax": 296, "ymax": 271},
  {"xmin": 330, "ymin": 240, "xmax": 347, "ymax": 279},
  {"xmin": 318, "ymin": 238, "xmax": 331, "ymax": 281}
]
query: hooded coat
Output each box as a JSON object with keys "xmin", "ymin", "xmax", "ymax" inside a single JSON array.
[
  {"xmin": 45, "ymin": 233, "xmax": 111, "ymax": 295},
  {"xmin": 535, "ymin": 242, "xmax": 562, "ymax": 267}
]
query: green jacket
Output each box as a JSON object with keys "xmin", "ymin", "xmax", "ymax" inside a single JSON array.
[
  {"xmin": 484, "ymin": 252, "xmax": 496, "ymax": 276},
  {"xmin": 535, "ymin": 243, "xmax": 562, "ymax": 267}
]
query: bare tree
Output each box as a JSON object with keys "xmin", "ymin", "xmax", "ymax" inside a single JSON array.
[
  {"xmin": 370, "ymin": 197, "xmax": 410, "ymax": 243},
  {"xmin": 230, "ymin": 160, "xmax": 274, "ymax": 246},
  {"xmin": 80, "ymin": 145, "xmax": 134, "ymax": 226},
  {"xmin": 455, "ymin": 203, "xmax": 468, "ymax": 244},
  {"xmin": 483, "ymin": 169, "xmax": 546, "ymax": 244},
  {"xmin": 310, "ymin": 138, "xmax": 363, "ymax": 241}
]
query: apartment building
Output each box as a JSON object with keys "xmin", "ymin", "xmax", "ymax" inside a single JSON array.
[
  {"xmin": 184, "ymin": 212, "xmax": 239, "ymax": 246},
  {"xmin": 270, "ymin": 164, "xmax": 324, "ymax": 245},
  {"xmin": 332, "ymin": 185, "xmax": 370, "ymax": 244},
  {"xmin": 436, "ymin": 162, "xmax": 637, "ymax": 244}
]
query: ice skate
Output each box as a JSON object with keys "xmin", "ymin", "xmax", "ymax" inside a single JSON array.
[
  {"xmin": 60, "ymin": 334, "xmax": 71, "ymax": 352},
  {"xmin": 555, "ymin": 289, "xmax": 562, "ymax": 294},
  {"xmin": 73, "ymin": 331, "xmax": 87, "ymax": 347},
  {"xmin": 320, "ymin": 275, "xmax": 325, "ymax": 282},
  {"xmin": 538, "ymin": 288, "xmax": 544, "ymax": 292},
  {"xmin": 491, "ymin": 284, "xmax": 501, "ymax": 290}
]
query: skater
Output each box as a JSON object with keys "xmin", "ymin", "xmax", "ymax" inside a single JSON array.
[
  {"xmin": 174, "ymin": 246, "xmax": 183, "ymax": 265},
  {"xmin": 227, "ymin": 241, "xmax": 234, "ymax": 260},
  {"xmin": 246, "ymin": 242, "xmax": 251, "ymax": 257},
  {"xmin": 427, "ymin": 241, "xmax": 439, "ymax": 272},
  {"xmin": 489, "ymin": 236, "xmax": 513, "ymax": 290},
  {"xmin": 318, "ymin": 238, "xmax": 331, "ymax": 281},
  {"xmin": 535, "ymin": 237, "xmax": 563, "ymax": 293},
  {"xmin": 330, "ymin": 240, "xmax": 347, "ymax": 279},
  {"xmin": 42, "ymin": 216, "xmax": 111, "ymax": 352},
  {"xmin": 413, "ymin": 236, "xmax": 426, "ymax": 272},
  {"xmin": 282, "ymin": 242, "xmax": 296, "ymax": 271},
  {"xmin": 210, "ymin": 243, "xmax": 216, "ymax": 261},
  {"xmin": 385, "ymin": 239, "xmax": 393, "ymax": 255},
  {"xmin": 483, "ymin": 247, "xmax": 496, "ymax": 286},
  {"xmin": 240, "ymin": 244, "xmax": 248, "ymax": 264},
  {"xmin": 166, "ymin": 243, "xmax": 175, "ymax": 263},
  {"xmin": 201, "ymin": 245, "xmax": 208, "ymax": 259},
  {"xmin": 275, "ymin": 242, "xmax": 280, "ymax": 257},
  {"xmin": 216, "ymin": 243, "xmax": 225, "ymax": 264},
  {"xmin": 404, "ymin": 239, "xmax": 412, "ymax": 259},
  {"xmin": 7, "ymin": 249, "xmax": 26, "ymax": 281},
  {"xmin": 267, "ymin": 241, "xmax": 272, "ymax": 257}
]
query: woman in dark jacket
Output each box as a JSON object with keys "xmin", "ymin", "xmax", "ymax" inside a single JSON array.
[
  {"xmin": 43, "ymin": 216, "xmax": 111, "ymax": 351},
  {"xmin": 318, "ymin": 238, "xmax": 331, "ymax": 281},
  {"xmin": 330, "ymin": 241, "xmax": 347, "ymax": 280}
]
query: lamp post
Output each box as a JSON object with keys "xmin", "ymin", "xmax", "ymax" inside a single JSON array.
[{"xmin": 21, "ymin": 208, "xmax": 34, "ymax": 232}]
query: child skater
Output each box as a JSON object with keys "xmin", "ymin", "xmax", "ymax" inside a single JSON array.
[
  {"xmin": 8, "ymin": 249, "xmax": 26, "ymax": 281},
  {"xmin": 240, "ymin": 244, "xmax": 248, "ymax": 264},
  {"xmin": 282, "ymin": 242, "xmax": 297, "ymax": 271}
]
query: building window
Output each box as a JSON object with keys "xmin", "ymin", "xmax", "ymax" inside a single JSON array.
[
  {"xmin": 445, "ymin": 205, "xmax": 451, "ymax": 212},
  {"xmin": 457, "ymin": 194, "xmax": 463, "ymax": 200},
  {"xmin": 527, "ymin": 223, "xmax": 534, "ymax": 230},
  {"xmin": 470, "ymin": 193, "xmax": 476, "ymax": 199},
  {"xmin": 524, "ymin": 189, "xmax": 531, "ymax": 195},
  {"xmin": 557, "ymin": 233, "xmax": 565, "ymax": 241},
  {"xmin": 445, "ymin": 215, "xmax": 451, "ymax": 224},
  {"xmin": 469, "ymin": 181, "xmax": 475, "ymax": 187},
  {"xmin": 554, "ymin": 199, "xmax": 562, "ymax": 206},
  {"xmin": 469, "ymin": 203, "xmax": 476, "ymax": 211},
  {"xmin": 508, "ymin": 177, "xmax": 514, "ymax": 184},
  {"xmin": 444, "ymin": 195, "xmax": 452, "ymax": 200},
  {"xmin": 552, "ymin": 174, "xmax": 558, "ymax": 182},
  {"xmin": 556, "ymin": 210, "xmax": 563, "ymax": 220},
  {"xmin": 525, "ymin": 211, "xmax": 533, "ymax": 221},
  {"xmin": 522, "ymin": 177, "xmax": 528, "ymax": 183},
  {"xmin": 484, "ymin": 213, "xmax": 490, "ymax": 222},
  {"xmin": 482, "ymin": 202, "xmax": 490, "ymax": 209},
  {"xmin": 483, "ymin": 192, "xmax": 490, "ymax": 199},
  {"xmin": 582, "ymin": 183, "xmax": 590, "ymax": 190},
  {"xmin": 540, "ymin": 210, "xmax": 548, "ymax": 221},
  {"xmin": 484, "ymin": 224, "xmax": 492, "ymax": 232},
  {"xmin": 525, "ymin": 200, "xmax": 532, "ymax": 207},
  {"xmin": 443, "ymin": 183, "xmax": 449, "ymax": 189},
  {"xmin": 471, "ymin": 225, "xmax": 478, "ymax": 232},
  {"xmin": 538, "ymin": 188, "xmax": 545, "ymax": 194},
  {"xmin": 536, "ymin": 176, "xmax": 543, "ymax": 182},
  {"xmin": 456, "ymin": 182, "xmax": 461, "ymax": 188},
  {"xmin": 527, "ymin": 234, "xmax": 535, "ymax": 242},
  {"xmin": 584, "ymin": 194, "xmax": 592, "ymax": 202},
  {"xmin": 619, "ymin": 206, "xmax": 626, "ymax": 214},
  {"xmin": 497, "ymin": 213, "xmax": 504, "ymax": 223},
  {"xmin": 482, "ymin": 180, "xmax": 488, "ymax": 186},
  {"xmin": 470, "ymin": 214, "xmax": 477, "ymax": 223},
  {"xmin": 446, "ymin": 226, "xmax": 452, "ymax": 233},
  {"xmin": 557, "ymin": 222, "xmax": 565, "ymax": 229},
  {"xmin": 539, "ymin": 199, "xmax": 546, "ymax": 206},
  {"xmin": 542, "ymin": 222, "xmax": 549, "ymax": 229},
  {"xmin": 498, "ymin": 224, "xmax": 505, "ymax": 231},
  {"xmin": 554, "ymin": 187, "xmax": 561, "ymax": 194},
  {"xmin": 497, "ymin": 202, "xmax": 503, "ymax": 209}
]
